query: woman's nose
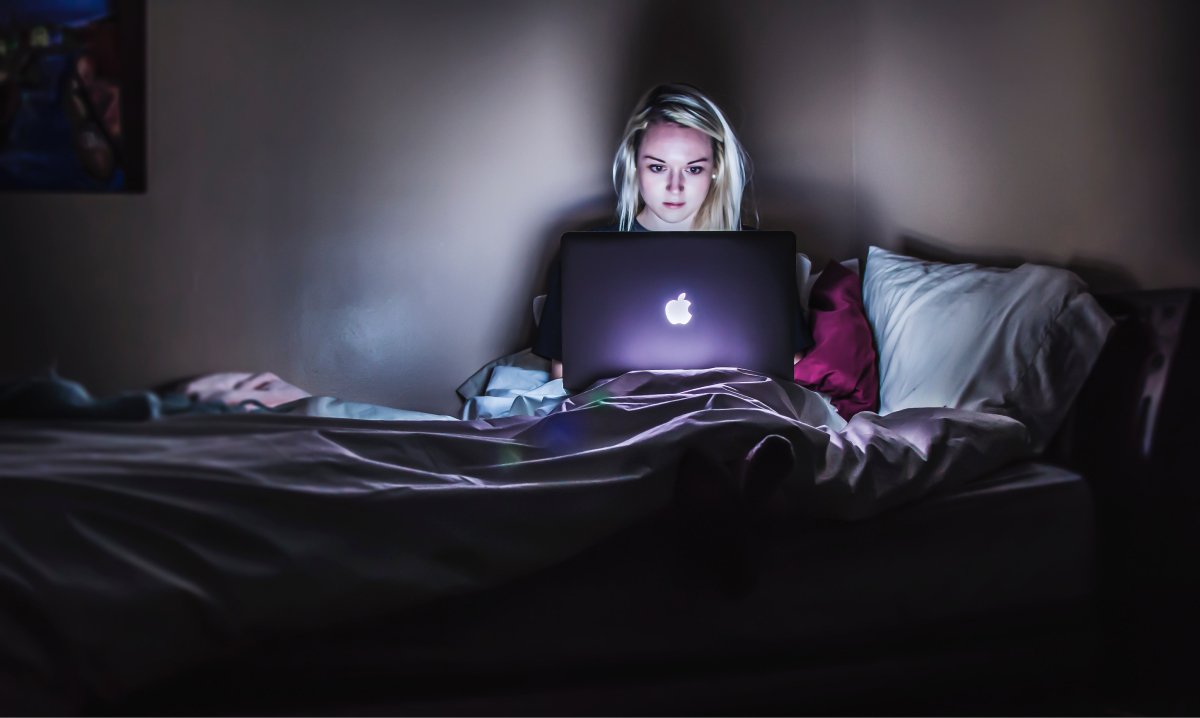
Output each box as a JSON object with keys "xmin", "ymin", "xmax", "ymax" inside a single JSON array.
[{"xmin": 668, "ymin": 169, "xmax": 684, "ymax": 192}]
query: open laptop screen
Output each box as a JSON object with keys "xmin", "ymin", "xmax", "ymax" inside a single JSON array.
[{"xmin": 560, "ymin": 231, "xmax": 796, "ymax": 391}]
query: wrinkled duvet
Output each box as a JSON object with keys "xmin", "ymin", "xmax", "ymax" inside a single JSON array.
[{"xmin": 0, "ymin": 368, "xmax": 1031, "ymax": 712}]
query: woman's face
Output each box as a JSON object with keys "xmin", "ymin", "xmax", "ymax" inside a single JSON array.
[{"xmin": 636, "ymin": 122, "xmax": 714, "ymax": 230}]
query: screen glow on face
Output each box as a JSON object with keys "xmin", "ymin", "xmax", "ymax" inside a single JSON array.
[{"xmin": 636, "ymin": 123, "xmax": 714, "ymax": 231}]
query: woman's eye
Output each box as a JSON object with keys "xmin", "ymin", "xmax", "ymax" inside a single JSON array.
[
  {"xmin": 648, "ymin": 164, "xmax": 665, "ymax": 172},
  {"xmin": 687, "ymin": 166, "xmax": 705, "ymax": 174}
]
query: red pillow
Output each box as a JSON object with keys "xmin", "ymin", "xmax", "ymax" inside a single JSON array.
[{"xmin": 793, "ymin": 259, "xmax": 879, "ymax": 420}]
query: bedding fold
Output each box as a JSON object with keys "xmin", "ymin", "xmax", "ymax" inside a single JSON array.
[{"xmin": 0, "ymin": 368, "xmax": 1031, "ymax": 713}]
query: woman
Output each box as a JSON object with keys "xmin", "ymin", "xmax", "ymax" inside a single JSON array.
[{"xmin": 533, "ymin": 83, "xmax": 813, "ymax": 379}]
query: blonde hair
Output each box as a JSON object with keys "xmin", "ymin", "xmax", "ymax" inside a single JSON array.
[{"xmin": 612, "ymin": 83, "xmax": 753, "ymax": 231}]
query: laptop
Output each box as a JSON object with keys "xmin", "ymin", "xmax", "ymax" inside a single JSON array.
[{"xmin": 560, "ymin": 230, "xmax": 796, "ymax": 391}]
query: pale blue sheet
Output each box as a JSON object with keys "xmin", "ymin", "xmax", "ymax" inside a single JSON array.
[
  {"xmin": 271, "ymin": 348, "xmax": 569, "ymax": 421},
  {"xmin": 456, "ymin": 349, "xmax": 568, "ymax": 419}
]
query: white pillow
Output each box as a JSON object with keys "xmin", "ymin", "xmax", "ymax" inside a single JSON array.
[
  {"xmin": 862, "ymin": 246, "xmax": 1113, "ymax": 452},
  {"xmin": 533, "ymin": 294, "xmax": 547, "ymax": 326}
]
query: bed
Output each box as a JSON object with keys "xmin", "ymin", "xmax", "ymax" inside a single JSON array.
[{"xmin": 1, "ymin": 247, "xmax": 1192, "ymax": 715}]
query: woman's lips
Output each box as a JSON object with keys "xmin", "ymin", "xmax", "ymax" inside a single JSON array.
[{"xmin": 663, "ymin": 201, "xmax": 685, "ymax": 209}]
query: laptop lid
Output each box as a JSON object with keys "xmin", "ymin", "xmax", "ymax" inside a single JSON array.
[{"xmin": 560, "ymin": 230, "xmax": 796, "ymax": 392}]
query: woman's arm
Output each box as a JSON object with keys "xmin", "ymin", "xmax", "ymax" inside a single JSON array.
[{"xmin": 532, "ymin": 259, "xmax": 563, "ymax": 376}]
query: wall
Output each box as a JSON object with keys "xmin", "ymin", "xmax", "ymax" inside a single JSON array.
[
  {"xmin": 854, "ymin": 0, "xmax": 1199, "ymax": 290},
  {"xmin": 2, "ymin": 0, "xmax": 643, "ymax": 413},
  {"xmin": 1, "ymin": 0, "xmax": 1194, "ymax": 413}
]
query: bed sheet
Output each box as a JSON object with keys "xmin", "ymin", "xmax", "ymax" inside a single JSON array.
[{"xmin": 0, "ymin": 368, "xmax": 1031, "ymax": 713}]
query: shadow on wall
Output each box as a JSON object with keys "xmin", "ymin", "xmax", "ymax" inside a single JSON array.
[
  {"xmin": 517, "ymin": 0, "xmax": 752, "ymax": 348},
  {"xmin": 612, "ymin": 0, "xmax": 755, "ymax": 230},
  {"xmin": 620, "ymin": 0, "xmax": 864, "ymax": 266},
  {"xmin": 899, "ymin": 234, "xmax": 1139, "ymax": 295},
  {"xmin": 514, "ymin": 196, "xmax": 615, "ymax": 349},
  {"xmin": 758, "ymin": 174, "xmax": 876, "ymax": 266},
  {"xmin": 622, "ymin": 0, "xmax": 744, "ymax": 127}
]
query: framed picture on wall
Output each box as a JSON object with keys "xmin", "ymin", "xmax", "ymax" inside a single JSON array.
[{"xmin": 0, "ymin": 0, "xmax": 145, "ymax": 192}]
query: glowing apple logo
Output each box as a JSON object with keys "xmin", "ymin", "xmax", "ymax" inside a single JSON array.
[{"xmin": 665, "ymin": 292, "xmax": 693, "ymax": 325}]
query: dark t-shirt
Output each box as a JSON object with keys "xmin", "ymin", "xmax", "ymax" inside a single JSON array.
[{"xmin": 532, "ymin": 221, "xmax": 814, "ymax": 361}]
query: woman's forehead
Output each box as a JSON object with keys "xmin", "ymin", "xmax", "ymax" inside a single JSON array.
[{"xmin": 639, "ymin": 122, "xmax": 713, "ymax": 157}]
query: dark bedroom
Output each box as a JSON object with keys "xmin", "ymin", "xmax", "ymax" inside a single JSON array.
[{"xmin": 1, "ymin": 0, "xmax": 1198, "ymax": 715}]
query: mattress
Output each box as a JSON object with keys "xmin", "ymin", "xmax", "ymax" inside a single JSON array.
[
  {"xmin": 0, "ymin": 370, "xmax": 1048, "ymax": 714},
  {"xmin": 119, "ymin": 461, "xmax": 1096, "ymax": 714}
]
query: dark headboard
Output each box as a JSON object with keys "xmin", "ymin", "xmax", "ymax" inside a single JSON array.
[{"xmin": 1050, "ymin": 290, "xmax": 1199, "ymax": 494}]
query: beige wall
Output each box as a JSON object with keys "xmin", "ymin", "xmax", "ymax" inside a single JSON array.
[
  {"xmin": 1, "ymin": 0, "xmax": 1194, "ymax": 413},
  {"xmin": 854, "ymin": 0, "xmax": 1199, "ymax": 290}
]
